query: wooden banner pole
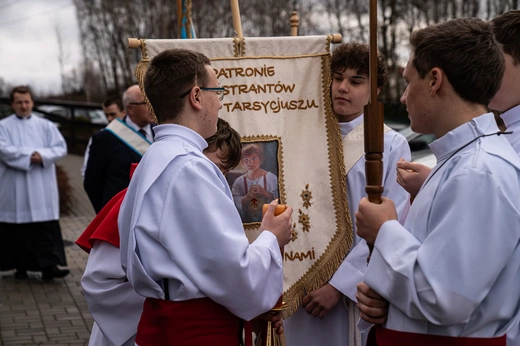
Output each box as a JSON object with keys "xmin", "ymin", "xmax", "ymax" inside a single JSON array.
[
  {"xmin": 290, "ymin": 11, "xmax": 299, "ymax": 36},
  {"xmin": 363, "ymin": 0, "xmax": 385, "ymax": 259},
  {"xmin": 230, "ymin": 0, "xmax": 243, "ymax": 38}
]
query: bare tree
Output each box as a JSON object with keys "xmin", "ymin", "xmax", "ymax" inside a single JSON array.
[
  {"xmin": 70, "ymin": 0, "xmax": 519, "ymax": 103},
  {"xmin": 54, "ymin": 23, "xmax": 68, "ymax": 94}
]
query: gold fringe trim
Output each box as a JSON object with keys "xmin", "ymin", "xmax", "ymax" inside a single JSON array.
[
  {"xmin": 281, "ymin": 53, "xmax": 354, "ymax": 318},
  {"xmin": 133, "ymin": 39, "xmax": 158, "ymax": 124},
  {"xmin": 186, "ymin": 0, "xmax": 193, "ymax": 38},
  {"xmin": 325, "ymin": 35, "xmax": 334, "ymax": 54}
]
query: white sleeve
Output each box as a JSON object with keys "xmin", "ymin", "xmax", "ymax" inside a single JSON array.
[
  {"xmin": 81, "ymin": 241, "xmax": 145, "ymax": 346},
  {"xmin": 232, "ymin": 175, "xmax": 245, "ymax": 213},
  {"xmin": 133, "ymin": 159, "xmax": 283, "ymax": 321},
  {"xmin": 329, "ymin": 239, "xmax": 368, "ymax": 301},
  {"xmin": 36, "ymin": 122, "xmax": 68, "ymax": 167},
  {"xmin": 329, "ymin": 131, "xmax": 411, "ymax": 299},
  {"xmin": 382, "ymin": 131, "xmax": 411, "ymax": 223},
  {"xmin": 0, "ymin": 123, "xmax": 32, "ymax": 171},
  {"xmin": 365, "ymin": 171, "xmax": 520, "ymax": 325}
]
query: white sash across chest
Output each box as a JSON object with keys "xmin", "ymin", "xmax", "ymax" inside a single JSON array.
[{"xmin": 105, "ymin": 118, "xmax": 151, "ymax": 156}]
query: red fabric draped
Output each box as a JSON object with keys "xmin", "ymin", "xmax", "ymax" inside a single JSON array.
[
  {"xmin": 75, "ymin": 188, "xmax": 126, "ymax": 252},
  {"xmin": 75, "ymin": 163, "xmax": 138, "ymax": 252}
]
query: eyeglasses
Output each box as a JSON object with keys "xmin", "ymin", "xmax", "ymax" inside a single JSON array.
[
  {"xmin": 129, "ymin": 102, "xmax": 147, "ymax": 106},
  {"xmin": 179, "ymin": 87, "xmax": 225, "ymax": 101}
]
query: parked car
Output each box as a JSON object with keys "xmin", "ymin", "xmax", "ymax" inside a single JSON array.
[
  {"xmin": 399, "ymin": 126, "xmax": 437, "ymax": 168},
  {"xmin": 36, "ymin": 105, "xmax": 108, "ymax": 125},
  {"xmin": 33, "ymin": 104, "xmax": 106, "ymax": 155}
]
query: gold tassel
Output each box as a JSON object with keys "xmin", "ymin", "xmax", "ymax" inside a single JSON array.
[
  {"xmin": 133, "ymin": 39, "xmax": 158, "ymax": 124},
  {"xmin": 134, "ymin": 58, "xmax": 149, "ymax": 88}
]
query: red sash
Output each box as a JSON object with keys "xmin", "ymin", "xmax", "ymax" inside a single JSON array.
[
  {"xmin": 369, "ymin": 326, "xmax": 506, "ymax": 346},
  {"xmin": 136, "ymin": 297, "xmax": 242, "ymax": 346}
]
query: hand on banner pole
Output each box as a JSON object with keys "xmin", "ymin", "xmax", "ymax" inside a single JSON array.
[{"xmin": 355, "ymin": 197, "xmax": 397, "ymax": 246}]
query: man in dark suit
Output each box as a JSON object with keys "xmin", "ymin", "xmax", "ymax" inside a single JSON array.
[{"xmin": 84, "ymin": 85, "xmax": 155, "ymax": 213}]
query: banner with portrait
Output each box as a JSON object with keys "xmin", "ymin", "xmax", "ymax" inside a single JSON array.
[{"xmin": 134, "ymin": 35, "xmax": 353, "ymax": 317}]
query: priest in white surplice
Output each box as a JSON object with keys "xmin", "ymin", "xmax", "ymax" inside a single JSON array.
[
  {"xmin": 356, "ymin": 18, "xmax": 520, "ymax": 346},
  {"xmin": 284, "ymin": 42, "xmax": 410, "ymax": 346},
  {"xmin": 0, "ymin": 85, "xmax": 69, "ymax": 280},
  {"xmin": 118, "ymin": 49, "xmax": 293, "ymax": 345}
]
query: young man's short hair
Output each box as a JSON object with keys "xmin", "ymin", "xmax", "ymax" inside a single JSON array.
[
  {"xmin": 491, "ymin": 10, "xmax": 520, "ymax": 65},
  {"xmin": 205, "ymin": 118, "xmax": 242, "ymax": 172},
  {"xmin": 410, "ymin": 17, "xmax": 504, "ymax": 106},
  {"xmin": 144, "ymin": 49, "xmax": 211, "ymax": 124},
  {"xmin": 10, "ymin": 85, "xmax": 33, "ymax": 103},
  {"xmin": 330, "ymin": 42, "xmax": 388, "ymax": 89},
  {"xmin": 241, "ymin": 143, "xmax": 265, "ymax": 163},
  {"xmin": 102, "ymin": 96, "xmax": 124, "ymax": 111}
]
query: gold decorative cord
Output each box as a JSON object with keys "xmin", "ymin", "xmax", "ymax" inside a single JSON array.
[
  {"xmin": 133, "ymin": 39, "xmax": 158, "ymax": 124},
  {"xmin": 281, "ymin": 53, "xmax": 353, "ymax": 318}
]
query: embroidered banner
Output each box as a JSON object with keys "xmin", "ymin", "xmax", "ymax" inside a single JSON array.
[{"xmin": 134, "ymin": 36, "xmax": 353, "ymax": 317}]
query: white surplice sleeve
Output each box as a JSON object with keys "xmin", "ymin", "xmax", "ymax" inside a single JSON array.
[
  {"xmin": 365, "ymin": 170, "xmax": 520, "ymax": 326},
  {"xmin": 35, "ymin": 122, "xmax": 67, "ymax": 167},
  {"xmin": 131, "ymin": 158, "xmax": 283, "ymax": 321},
  {"xmin": 0, "ymin": 121, "xmax": 33, "ymax": 171},
  {"xmin": 329, "ymin": 130, "xmax": 411, "ymax": 300},
  {"xmin": 381, "ymin": 130, "xmax": 411, "ymax": 224},
  {"xmin": 81, "ymin": 241, "xmax": 144, "ymax": 346}
]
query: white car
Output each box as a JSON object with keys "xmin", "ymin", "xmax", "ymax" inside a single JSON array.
[
  {"xmin": 399, "ymin": 126, "xmax": 437, "ymax": 168},
  {"xmin": 36, "ymin": 105, "xmax": 108, "ymax": 125},
  {"xmin": 413, "ymin": 151, "xmax": 436, "ymax": 168}
]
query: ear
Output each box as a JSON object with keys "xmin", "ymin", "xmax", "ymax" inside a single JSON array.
[
  {"xmin": 189, "ymin": 86, "xmax": 203, "ymax": 111},
  {"xmin": 376, "ymin": 87, "xmax": 381, "ymax": 96},
  {"xmin": 429, "ymin": 68, "xmax": 443, "ymax": 95}
]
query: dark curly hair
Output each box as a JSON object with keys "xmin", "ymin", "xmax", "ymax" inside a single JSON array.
[
  {"xmin": 204, "ymin": 118, "xmax": 242, "ymax": 172},
  {"xmin": 330, "ymin": 42, "xmax": 388, "ymax": 88}
]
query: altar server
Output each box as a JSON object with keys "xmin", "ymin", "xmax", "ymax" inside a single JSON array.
[
  {"xmin": 77, "ymin": 118, "xmax": 243, "ymax": 346},
  {"xmin": 284, "ymin": 42, "xmax": 410, "ymax": 346},
  {"xmin": 356, "ymin": 17, "xmax": 520, "ymax": 345},
  {"xmin": 118, "ymin": 48, "xmax": 293, "ymax": 345}
]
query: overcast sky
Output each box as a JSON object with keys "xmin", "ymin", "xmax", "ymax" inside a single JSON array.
[{"xmin": 0, "ymin": 0, "xmax": 81, "ymax": 95}]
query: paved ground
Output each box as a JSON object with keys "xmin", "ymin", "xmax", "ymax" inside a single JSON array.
[{"xmin": 0, "ymin": 154, "xmax": 96, "ymax": 346}]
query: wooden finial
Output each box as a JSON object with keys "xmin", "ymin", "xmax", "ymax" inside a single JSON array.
[
  {"xmin": 290, "ymin": 11, "xmax": 299, "ymax": 36},
  {"xmin": 128, "ymin": 38, "xmax": 141, "ymax": 48}
]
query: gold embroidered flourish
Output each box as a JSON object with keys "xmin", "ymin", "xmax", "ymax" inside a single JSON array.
[
  {"xmin": 298, "ymin": 209, "xmax": 310, "ymax": 232},
  {"xmin": 300, "ymin": 184, "xmax": 312, "ymax": 208},
  {"xmin": 291, "ymin": 223, "xmax": 298, "ymax": 242},
  {"xmin": 134, "ymin": 39, "xmax": 158, "ymax": 124}
]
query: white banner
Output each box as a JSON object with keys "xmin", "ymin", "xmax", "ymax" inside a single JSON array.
[{"xmin": 136, "ymin": 36, "xmax": 353, "ymax": 317}]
